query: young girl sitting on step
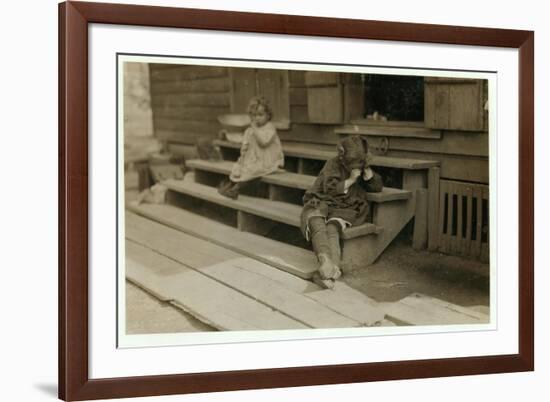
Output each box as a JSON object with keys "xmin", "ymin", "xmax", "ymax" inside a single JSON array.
[{"xmin": 218, "ymin": 96, "xmax": 284, "ymax": 199}]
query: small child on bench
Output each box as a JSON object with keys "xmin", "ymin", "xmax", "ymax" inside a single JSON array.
[
  {"xmin": 218, "ymin": 96, "xmax": 284, "ymax": 199},
  {"xmin": 300, "ymin": 135, "xmax": 383, "ymax": 289}
]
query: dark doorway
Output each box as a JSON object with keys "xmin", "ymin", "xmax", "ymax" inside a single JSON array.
[{"xmin": 364, "ymin": 74, "xmax": 424, "ymax": 122}]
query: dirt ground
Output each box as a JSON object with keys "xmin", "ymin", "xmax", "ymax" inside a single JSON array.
[
  {"xmin": 125, "ymin": 236, "xmax": 490, "ymax": 334},
  {"xmin": 344, "ymin": 237, "xmax": 489, "ymax": 308}
]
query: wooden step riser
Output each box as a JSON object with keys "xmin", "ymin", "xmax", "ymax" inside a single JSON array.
[
  {"xmin": 166, "ymin": 190, "xmax": 239, "ymax": 227},
  {"xmin": 166, "ymin": 189, "xmax": 310, "ymax": 249},
  {"xmin": 195, "ymin": 168, "xmax": 304, "ymax": 205},
  {"xmin": 343, "ymin": 194, "xmax": 416, "ymax": 270}
]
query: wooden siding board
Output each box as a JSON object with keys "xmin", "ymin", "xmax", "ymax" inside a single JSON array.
[
  {"xmin": 289, "ymin": 87, "xmax": 308, "ymax": 105},
  {"xmin": 153, "ymin": 119, "xmax": 221, "ymax": 135},
  {"xmin": 307, "ymin": 85, "xmax": 344, "ymax": 124},
  {"xmin": 289, "ymin": 70, "xmax": 306, "ymax": 86},
  {"xmin": 290, "ymin": 105, "xmax": 310, "ymax": 123},
  {"xmin": 149, "ymin": 65, "xmax": 227, "ymax": 82},
  {"xmin": 151, "ymin": 93, "xmax": 230, "ymax": 108},
  {"xmin": 362, "ymin": 131, "xmax": 489, "ymax": 157},
  {"xmin": 155, "ymin": 129, "xmax": 215, "ymax": 144},
  {"xmin": 450, "ymin": 81, "xmax": 484, "ymax": 131},
  {"xmin": 424, "ymin": 79, "xmax": 486, "ymax": 132},
  {"xmin": 151, "ymin": 76, "xmax": 230, "ymax": 94},
  {"xmin": 386, "ymin": 150, "xmax": 488, "ymax": 184},
  {"xmin": 152, "ymin": 105, "xmax": 229, "ymax": 121}
]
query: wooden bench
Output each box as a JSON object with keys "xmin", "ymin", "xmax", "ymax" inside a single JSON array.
[{"xmin": 186, "ymin": 159, "xmax": 413, "ymax": 203}]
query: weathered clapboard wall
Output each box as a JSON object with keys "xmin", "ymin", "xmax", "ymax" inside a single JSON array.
[
  {"xmin": 148, "ymin": 65, "xmax": 488, "ymax": 184},
  {"xmin": 149, "ymin": 64, "xmax": 232, "ymax": 145}
]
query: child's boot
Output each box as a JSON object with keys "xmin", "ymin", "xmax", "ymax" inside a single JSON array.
[{"xmin": 326, "ymin": 223, "xmax": 342, "ymax": 279}]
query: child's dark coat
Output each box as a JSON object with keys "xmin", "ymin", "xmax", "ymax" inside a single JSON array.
[{"xmin": 300, "ymin": 156, "xmax": 383, "ymax": 237}]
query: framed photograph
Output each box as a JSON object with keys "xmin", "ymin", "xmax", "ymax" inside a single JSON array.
[{"xmin": 59, "ymin": 1, "xmax": 534, "ymax": 400}]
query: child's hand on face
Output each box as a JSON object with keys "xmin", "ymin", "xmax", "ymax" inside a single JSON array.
[
  {"xmin": 350, "ymin": 168, "xmax": 362, "ymax": 182},
  {"xmin": 362, "ymin": 166, "xmax": 374, "ymax": 181}
]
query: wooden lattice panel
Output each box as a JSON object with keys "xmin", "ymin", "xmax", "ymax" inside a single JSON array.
[{"xmin": 438, "ymin": 180, "xmax": 489, "ymax": 262}]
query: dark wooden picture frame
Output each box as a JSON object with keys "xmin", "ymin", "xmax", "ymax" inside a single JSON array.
[{"xmin": 59, "ymin": 1, "xmax": 534, "ymax": 400}]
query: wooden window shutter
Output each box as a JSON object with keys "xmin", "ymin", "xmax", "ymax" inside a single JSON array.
[
  {"xmin": 305, "ymin": 72, "xmax": 344, "ymax": 124},
  {"xmin": 424, "ymin": 78, "xmax": 488, "ymax": 131}
]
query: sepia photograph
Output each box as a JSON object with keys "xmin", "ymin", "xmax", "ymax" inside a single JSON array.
[{"xmin": 121, "ymin": 55, "xmax": 493, "ymax": 343}]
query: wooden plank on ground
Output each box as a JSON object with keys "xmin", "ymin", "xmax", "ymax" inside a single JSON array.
[
  {"xmin": 225, "ymin": 257, "xmax": 385, "ymax": 326},
  {"xmin": 126, "ymin": 240, "xmax": 305, "ymax": 331},
  {"xmin": 126, "ymin": 213, "xmax": 362, "ymax": 328},
  {"xmin": 382, "ymin": 293, "xmax": 489, "ymax": 326},
  {"xmin": 126, "ymin": 207, "xmax": 385, "ymax": 325},
  {"xmin": 127, "ymin": 202, "xmax": 318, "ymax": 278}
]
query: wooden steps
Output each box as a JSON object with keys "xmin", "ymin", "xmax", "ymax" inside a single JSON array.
[
  {"xmin": 126, "ymin": 212, "xmax": 386, "ymax": 327},
  {"xmin": 213, "ymin": 139, "xmax": 439, "ymax": 170},
  {"xmin": 162, "ymin": 173, "xmax": 383, "ymax": 240},
  {"xmin": 186, "ymin": 159, "xmax": 412, "ymax": 203},
  {"xmin": 127, "ymin": 202, "xmax": 319, "ymax": 278}
]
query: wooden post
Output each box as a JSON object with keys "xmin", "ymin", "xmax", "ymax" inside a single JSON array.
[
  {"xmin": 412, "ymin": 189, "xmax": 428, "ymax": 250},
  {"xmin": 427, "ymin": 167, "xmax": 440, "ymax": 251},
  {"xmin": 438, "ymin": 180, "xmax": 449, "ymax": 253},
  {"xmin": 402, "ymin": 170, "xmax": 427, "ymax": 190},
  {"xmin": 297, "ymin": 158, "xmax": 305, "ymax": 174}
]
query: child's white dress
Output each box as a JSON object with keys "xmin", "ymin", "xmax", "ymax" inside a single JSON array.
[{"xmin": 230, "ymin": 121, "xmax": 284, "ymax": 182}]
